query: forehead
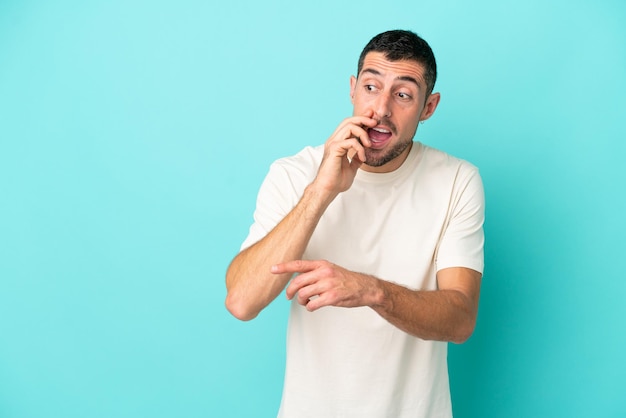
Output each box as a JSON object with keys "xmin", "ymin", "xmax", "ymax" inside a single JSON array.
[{"xmin": 359, "ymin": 52, "xmax": 426, "ymax": 87}]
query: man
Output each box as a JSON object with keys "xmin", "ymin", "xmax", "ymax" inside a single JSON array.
[{"xmin": 226, "ymin": 30, "xmax": 484, "ymax": 417}]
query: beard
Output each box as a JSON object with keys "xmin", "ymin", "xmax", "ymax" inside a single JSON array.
[
  {"xmin": 364, "ymin": 137, "xmax": 413, "ymax": 167},
  {"xmin": 362, "ymin": 116, "xmax": 417, "ymax": 168}
]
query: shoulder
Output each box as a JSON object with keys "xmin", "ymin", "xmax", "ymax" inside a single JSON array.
[
  {"xmin": 268, "ymin": 144, "xmax": 324, "ymax": 183},
  {"xmin": 259, "ymin": 144, "xmax": 324, "ymax": 198},
  {"xmin": 419, "ymin": 143, "xmax": 479, "ymax": 175},
  {"xmin": 412, "ymin": 143, "xmax": 483, "ymax": 199},
  {"xmin": 273, "ymin": 144, "xmax": 324, "ymax": 169}
]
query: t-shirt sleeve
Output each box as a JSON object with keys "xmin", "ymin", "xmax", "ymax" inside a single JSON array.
[
  {"xmin": 240, "ymin": 161, "xmax": 304, "ymax": 251},
  {"xmin": 435, "ymin": 165, "xmax": 485, "ymax": 274},
  {"xmin": 239, "ymin": 146, "xmax": 321, "ymax": 252}
]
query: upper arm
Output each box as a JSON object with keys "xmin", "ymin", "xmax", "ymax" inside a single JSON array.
[
  {"xmin": 240, "ymin": 153, "xmax": 319, "ymax": 251},
  {"xmin": 436, "ymin": 267, "xmax": 482, "ymax": 314},
  {"xmin": 435, "ymin": 166, "xmax": 485, "ymax": 274}
]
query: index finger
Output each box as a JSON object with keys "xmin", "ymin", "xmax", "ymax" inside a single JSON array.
[
  {"xmin": 270, "ymin": 259, "xmax": 318, "ymax": 275},
  {"xmin": 348, "ymin": 114, "xmax": 378, "ymax": 127},
  {"xmin": 333, "ymin": 115, "xmax": 378, "ymax": 142}
]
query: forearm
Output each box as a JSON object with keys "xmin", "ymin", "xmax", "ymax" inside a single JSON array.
[
  {"xmin": 227, "ymin": 114, "xmax": 375, "ymax": 320},
  {"xmin": 225, "ymin": 184, "xmax": 335, "ymax": 320},
  {"xmin": 370, "ymin": 274, "xmax": 480, "ymax": 343},
  {"xmin": 277, "ymin": 259, "xmax": 480, "ymax": 343}
]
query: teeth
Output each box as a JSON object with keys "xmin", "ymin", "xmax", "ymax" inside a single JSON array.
[{"xmin": 373, "ymin": 127, "xmax": 390, "ymax": 133}]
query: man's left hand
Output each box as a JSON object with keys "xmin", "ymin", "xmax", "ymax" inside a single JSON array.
[{"xmin": 271, "ymin": 260, "xmax": 382, "ymax": 311}]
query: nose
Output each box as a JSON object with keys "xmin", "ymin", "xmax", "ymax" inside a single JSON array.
[{"xmin": 373, "ymin": 92, "xmax": 392, "ymax": 119}]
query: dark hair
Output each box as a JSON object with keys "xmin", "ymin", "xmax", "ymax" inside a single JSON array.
[{"xmin": 357, "ymin": 30, "xmax": 437, "ymax": 94}]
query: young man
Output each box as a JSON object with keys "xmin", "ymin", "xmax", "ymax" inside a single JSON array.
[{"xmin": 226, "ymin": 30, "xmax": 485, "ymax": 417}]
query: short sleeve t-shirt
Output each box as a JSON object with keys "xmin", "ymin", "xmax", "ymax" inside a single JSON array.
[{"xmin": 242, "ymin": 142, "xmax": 485, "ymax": 418}]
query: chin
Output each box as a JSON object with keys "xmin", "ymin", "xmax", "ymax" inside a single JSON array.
[{"xmin": 365, "ymin": 140, "xmax": 412, "ymax": 167}]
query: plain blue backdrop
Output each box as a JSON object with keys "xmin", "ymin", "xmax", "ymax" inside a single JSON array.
[{"xmin": 1, "ymin": 0, "xmax": 625, "ymax": 417}]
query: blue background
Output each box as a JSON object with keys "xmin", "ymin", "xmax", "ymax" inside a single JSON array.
[{"xmin": 1, "ymin": 0, "xmax": 625, "ymax": 417}]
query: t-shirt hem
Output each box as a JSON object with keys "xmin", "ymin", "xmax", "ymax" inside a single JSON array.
[{"xmin": 436, "ymin": 258, "xmax": 484, "ymax": 275}]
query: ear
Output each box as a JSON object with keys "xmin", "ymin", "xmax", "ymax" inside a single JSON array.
[
  {"xmin": 419, "ymin": 92, "xmax": 441, "ymax": 121},
  {"xmin": 349, "ymin": 75, "xmax": 357, "ymax": 103}
]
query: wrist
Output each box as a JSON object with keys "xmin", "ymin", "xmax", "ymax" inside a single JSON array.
[
  {"xmin": 303, "ymin": 182, "xmax": 339, "ymax": 212},
  {"xmin": 368, "ymin": 277, "xmax": 392, "ymax": 311}
]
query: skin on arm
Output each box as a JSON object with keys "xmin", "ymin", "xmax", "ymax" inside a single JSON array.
[
  {"xmin": 275, "ymin": 261, "xmax": 481, "ymax": 343},
  {"xmin": 225, "ymin": 114, "xmax": 377, "ymax": 321},
  {"xmin": 225, "ymin": 187, "xmax": 330, "ymax": 321},
  {"xmin": 373, "ymin": 267, "xmax": 481, "ymax": 343}
]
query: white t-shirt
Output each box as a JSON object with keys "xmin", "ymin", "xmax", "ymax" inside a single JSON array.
[{"xmin": 242, "ymin": 142, "xmax": 485, "ymax": 418}]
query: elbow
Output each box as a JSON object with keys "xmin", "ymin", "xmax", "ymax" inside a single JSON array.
[
  {"xmin": 225, "ymin": 292, "xmax": 259, "ymax": 321},
  {"xmin": 225, "ymin": 262, "xmax": 259, "ymax": 321},
  {"xmin": 450, "ymin": 318, "xmax": 476, "ymax": 344},
  {"xmin": 451, "ymin": 331, "xmax": 473, "ymax": 345},
  {"xmin": 448, "ymin": 289, "xmax": 479, "ymax": 344}
]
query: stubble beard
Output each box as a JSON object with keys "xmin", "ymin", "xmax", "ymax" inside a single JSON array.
[
  {"xmin": 364, "ymin": 136, "xmax": 414, "ymax": 168},
  {"xmin": 362, "ymin": 116, "xmax": 417, "ymax": 168}
]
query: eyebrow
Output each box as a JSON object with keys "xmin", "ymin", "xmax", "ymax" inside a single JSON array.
[{"xmin": 361, "ymin": 68, "xmax": 422, "ymax": 88}]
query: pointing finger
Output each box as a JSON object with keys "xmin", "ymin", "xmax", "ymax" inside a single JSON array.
[{"xmin": 271, "ymin": 260, "xmax": 317, "ymax": 275}]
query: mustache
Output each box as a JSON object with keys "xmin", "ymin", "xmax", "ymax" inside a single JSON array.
[{"xmin": 372, "ymin": 117, "xmax": 397, "ymax": 135}]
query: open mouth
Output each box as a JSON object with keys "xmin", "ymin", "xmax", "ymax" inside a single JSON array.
[{"xmin": 368, "ymin": 127, "xmax": 393, "ymax": 148}]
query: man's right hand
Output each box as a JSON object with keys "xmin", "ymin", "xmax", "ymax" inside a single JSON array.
[{"xmin": 312, "ymin": 111, "xmax": 378, "ymax": 197}]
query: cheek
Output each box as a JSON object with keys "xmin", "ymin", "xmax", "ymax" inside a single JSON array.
[
  {"xmin": 351, "ymin": 96, "xmax": 370, "ymax": 114},
  {"xmin": 397, "ymin": 113, "xmax": 420, "ymax": 135}
]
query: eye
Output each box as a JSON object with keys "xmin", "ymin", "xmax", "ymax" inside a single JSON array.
[
  {"xmin": 397, "ymin": 92, "xmax": 412, "ymax": 100},
  {"xmin": 364, "ymin": 84, "xmax": 378, "ymax": 93}
]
